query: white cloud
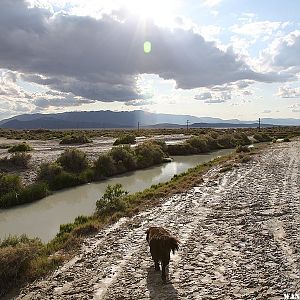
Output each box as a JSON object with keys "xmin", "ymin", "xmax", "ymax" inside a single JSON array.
[
  {"xmin": 194, "ymin": 91, "xmax": 230, "ymax": 104},
  {"xmin": 262, "ymin": 109, "xmax": 271, "ymax": 114},
  {"xmin": 194, "ymin": 92, "xmax": 212, "ymax": 100},
  {"xmin": 289, "ymin": 104, "xmax": 300, "ymax": 113},
  {"xmin": 231, "ymin": 21, "xmax": 284, "ymax": 39},
  {"xmin": 276, "ymin": 86, "xmax": 300, "ymax": 98}
]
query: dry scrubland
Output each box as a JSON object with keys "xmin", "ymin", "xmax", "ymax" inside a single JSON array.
[
  {"xmin": 0, "ymin": 134, "xmax": 187, "ymax": 185},
  {"xmin": 11, "ymin": 138, "xmax": 300, "ymax": 300}
]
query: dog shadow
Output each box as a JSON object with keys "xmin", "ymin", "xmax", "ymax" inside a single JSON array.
[{"xmin": 146, "ymin": 266, "xmax": 179, "ymax": 300}]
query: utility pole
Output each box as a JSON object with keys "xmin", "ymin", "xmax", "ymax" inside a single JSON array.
[
  {"xmin": 186, "ymin": 120, "xmax": 189, "ymax": 133},
  {"xmin": 258, "ymin": 118, "xmax": 261, "ymax": 131},
  {"xmin": 137, "ymin": 121, "xmax": 140, "ymax": 132}
]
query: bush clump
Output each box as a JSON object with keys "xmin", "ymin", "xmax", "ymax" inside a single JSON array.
[
  {"xmin": 46, "ymin": 171, "xmax": 80, "ymax": 190},
  {"xmin": 109, "ymin": 146, "xmax": 137, "ymax": 173},
  {"xmin": 8, "ymin": 142, "xmax": 32, "ymax": 153},
  {"xmin": 96, "ymin": 184, "xmax": 128, "ymax": 216},
  {"xmin": 0, "ymin": 235, "xmax": 43, "ymax": 296},
  {"xmin": 94, "ymin": 154, "xmax": 116, "ymax": 179},
  {"xmin": 0, "ymin": 182, "xmax": 50, "ymax": 208},
  {"xmin": 0, "ymin": 173, "xmax": 22, "ymax": 196},
  {"xmin": 253, "ymin": 132, "xmax": 272, "ymax": 142},
  {"xmin": 113, "ymin": 134, "xmax": 136, "ymax": 145},
  {"xmin": 0, "ymin": 153, "xmax": 32, "ymax": 169},
  {"xmin": 59, "ymin": 134, "xmax": 92, "ymax": 145},
  {"xmin": 135, "ymin": 141, "xmax": 166, "ymax": 168},
  {"xmin": 38, "ymin": 162, "xmax": 63, "ymax": 181},
  {"xmin": 57, "ymin": 148, "xmax": 89, "ymax": 173}
]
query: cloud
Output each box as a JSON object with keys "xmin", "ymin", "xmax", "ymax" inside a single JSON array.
[
  {"xmin": 0, "ymin": 0, "xmax": 294, "ymax": 106},
  {"xmin": 231, "ymin": 21, "xmax": 284, "ymax": 39},
  {"xmin": 124, "ymin": 99, "xmax": 155, "ymax": 106},
  {"xmin": 262, "ymin": 109, "xmax": 271, "ymax": 114},
  {"xmin": 195, "ymin": 91, "xmax": 230, "ymax": 104},
  {"xmin": 276, "ymin": 86, "xmax": 300, "ymax": 98},
  {"xmin": 242, "ymin": 90, "xmax": 252, "ymax": 96},
  {"xmin": 271, "ymin": 30, "xmax": 300, "ymax": 70},
  {"xmin": 0, "ymin": 69, "xmax": 95, "ymax": 117},
  {"xmin": 289, "ymin": 104, "xmax": 300, "ymax": 113},
  {"xmin": 204, "ymin": 99, "xmax": 226, "ymax": 104},
  {"xmin": 194, "ymin": 92, "xmax": 212, "ymax": 100},
  {"xmin": 33, "ymin": 93, "xmax": 94, "ymax": 108},
  {"xmin": 0, "ymin": 71, "xmax": 31, "ymax": 99}
]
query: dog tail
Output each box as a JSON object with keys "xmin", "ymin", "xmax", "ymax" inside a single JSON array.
[{"xmin": 168, "ymin": 237, "xmax": 180, "ymax": 254}]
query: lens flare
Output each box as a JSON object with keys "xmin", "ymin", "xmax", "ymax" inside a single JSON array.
[{"xmin": 144, "ymin": 41, "xmax": 152, "ymax": 54}]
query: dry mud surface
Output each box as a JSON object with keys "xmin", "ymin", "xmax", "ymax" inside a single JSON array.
[{"xmin": 13, "ymin": 140, "xmax": 300, "ymax": 300}]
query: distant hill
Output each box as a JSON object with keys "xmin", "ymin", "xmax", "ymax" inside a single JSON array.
[{"xmin": 0, "ymin": 110, "xmax": 299, "ymax": 129}]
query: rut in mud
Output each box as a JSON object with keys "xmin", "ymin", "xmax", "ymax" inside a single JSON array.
[{"xmin": 13, "ymin": 140, "xmax": 300, "ymax": 300}]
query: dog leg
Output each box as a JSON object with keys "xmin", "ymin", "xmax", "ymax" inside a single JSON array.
[
  {"xmin": 161, "ymin": 263, "xmax": 167, "ymax": 283},
  {"xmin": 154, "ymin": 261, "xmax": 160, "ymax": 271}
]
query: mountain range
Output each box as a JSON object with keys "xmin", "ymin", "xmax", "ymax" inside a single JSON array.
[{"xmin": 0, "ymin": 110, "xmax": 299, "ymax": 129}]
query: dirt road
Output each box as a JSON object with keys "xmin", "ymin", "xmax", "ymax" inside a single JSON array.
[{"xmin": 13, "ymin": 140, "xmax": 300, "ymax": 299}]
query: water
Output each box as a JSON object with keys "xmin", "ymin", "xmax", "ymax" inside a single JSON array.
[{"xmin": 0, "ymin": 149, "xmax": 232, "ymax": 242}]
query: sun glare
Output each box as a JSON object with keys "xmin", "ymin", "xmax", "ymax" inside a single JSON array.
[{"xmin": 124, "ymin": 0, "xmax": 177, "ymax": 26}]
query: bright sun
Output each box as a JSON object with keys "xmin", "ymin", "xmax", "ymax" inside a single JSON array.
[{"xmin": 124, "ymin": 0, "xmax": 177, "ymax": 26}]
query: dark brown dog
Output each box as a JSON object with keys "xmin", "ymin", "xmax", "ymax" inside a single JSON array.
[{"xmin": 146, "ymin": 226, "xmax": 180, "ymax": 282}]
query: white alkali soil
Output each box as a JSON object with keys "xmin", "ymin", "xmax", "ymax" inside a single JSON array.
[{"xmin": 13, "ymin": 140, "xmax": 300, "ymax": 300}]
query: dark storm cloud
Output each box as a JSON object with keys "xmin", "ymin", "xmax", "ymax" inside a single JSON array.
[{"xmin": 0, "ymin": 0, "xmax": 294, "ymax": 102}]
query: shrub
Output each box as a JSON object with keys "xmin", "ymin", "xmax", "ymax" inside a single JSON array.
[
  {"xmin": 233, "ymin": 133, "xmax": 251, "ymax": 146},
  {"xmin": 253, "ymin": 132, "xmax": 272, "ymax": 142},
  {"xmin": 9, "ymin": 153, "xmax": 32, "ymax": 168},
  {"xmin": 78, "ymin": 169, "xmax": 95, "ymax": 183},
  {"xmin": 186, "ymin": 136, "xmax": 208, "ymax": 153},
  {"xmin": 59, "ymin": 134, "xmax": 92, "ymax": 145},
  {"xmin": 0, "ymin": 182, "xmax": 50, "ymax": 208},
  {"xmin": 109, "ymin": 146, "xmax": 136, "ymax": 173},
  {"xmin": 217, "ymin": 134, "xmax": 236, "ymax": 148},
  {"xmin": 0, "ymin": 173, "xmax": 22, "ymax": 196},
  {"xmin": 283, "ymin": 137, "xmax": 290, "ymax": 142},
  {"xmin": 152, "ymin": 140, "xmax": 168, "ymax": 153},
  {"xmin": 0, "ymin": 234, "xmax": 41, "ymax": 248},
  {"xmin": 236, "ymin": 145, "xmax": 250, "ymax": 153},
  {"xmin": 113, "ymin": 134, "xmax": 136, "ymax": 145},
  {"xmin": 57, "ymin": 148, "xmax": 89, "ymax": 173},
  {"xmin": 167, "ymin": 143, "xmax": 195, "ymax": 155},
  {"xmin": 38, "ymin": 162, "xmax": 63, "ymax": 181},
  {"xmin": 0, "ymin": 235, "xmax": 43, "ymax": 296},
  {"xmin": 96, "ymin": 184, "xmax": 128, "ymax": 216},
  {"xmin": 8, "ymin": 142, "xmax": 32, "ymax": 153},
  {"xmin": 56, "ymin": 216, "xmax": 98, "ymax": 238},
  {"xmin": 94, "ymin": 154, "xmax": 116, "ymax": 179},
  {"xmin": 48, "ymin": 171, "xmax": 80, "ymax": 190},
  {"xmin": 135, "ymin": 141, "xmax": 166, "ymax": 168},
  {"xmin": 205, "ymin": 135, "xmax": 220, "ymax": 150}
]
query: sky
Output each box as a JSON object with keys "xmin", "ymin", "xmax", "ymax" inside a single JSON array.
[{"xmin": 0, "ymin": 0, "xmax": 299, "ymax": 121}]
